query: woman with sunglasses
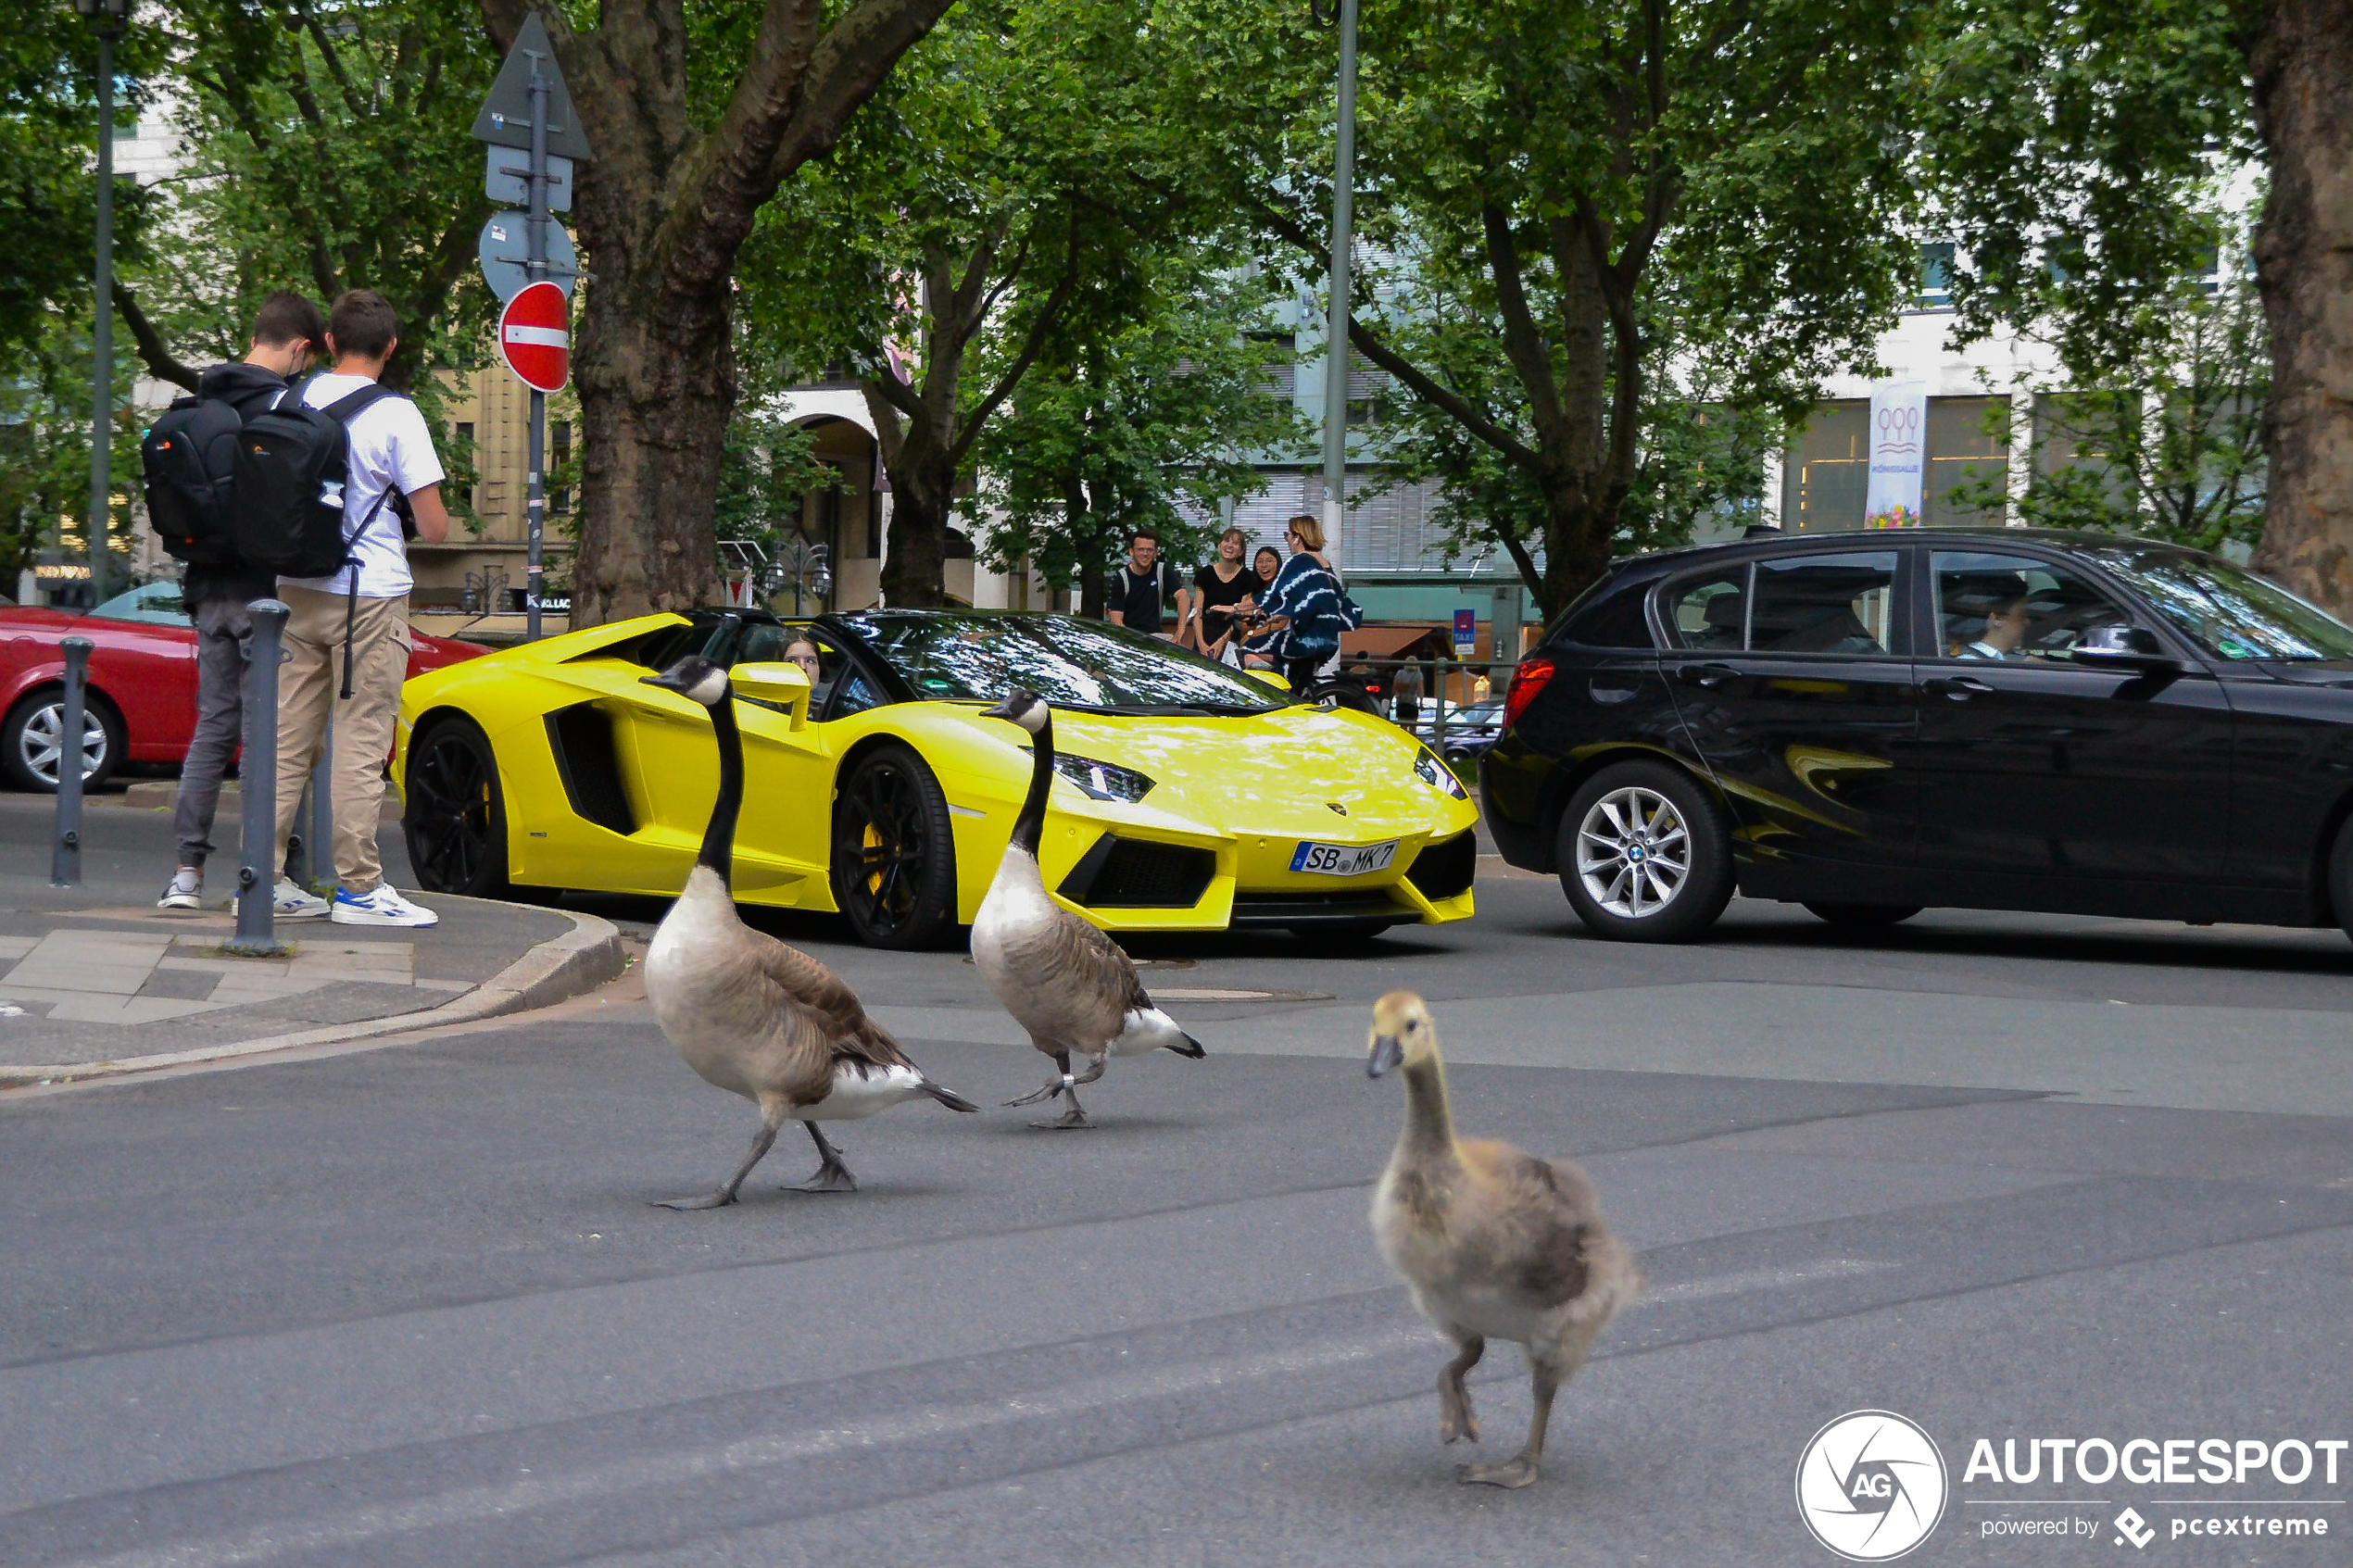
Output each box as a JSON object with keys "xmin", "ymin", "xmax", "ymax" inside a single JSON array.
[{"xmin": 1253, "ymin": 515, "xmax": 1354, "ymax": 691}]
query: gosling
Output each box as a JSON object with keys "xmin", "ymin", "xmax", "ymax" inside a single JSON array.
[{"xmin": 1366, "ymin": 990, "xmax": 1638, "ymax": 1488}]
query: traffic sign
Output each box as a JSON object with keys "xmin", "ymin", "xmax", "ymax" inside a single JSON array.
[
  {"xmin": 471, "ymin": 14, "xmax": 593, "ymax": 161},
  {"xmin": 1452, "ymin": 608, "xmax": 1477, "ymax": 653},
  {"xmin": 485, "ymin": 146, "xmax": 572, "ymax": 210},
  {"xmin": 498, "ymin": 282, "xmax": 570, "ymax": 393},
  {"xmin": 477, "ymin": 211, "xmax": 576, "ymax": 301}
]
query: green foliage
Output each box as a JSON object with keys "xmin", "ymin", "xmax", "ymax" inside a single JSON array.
[
  {"xmin": 0, "ymin": 314, "xmax": 148, "ymax": 594},
  {"xmin": 1919, "ymin": 0, "xmax": 2254, "ymax": 379},
  {"xmin": 1164, "ymin": 0, "xmax": 1924, "ymax": 610},
  {"xmin": 973, "ymin": 258, "xmax": 1309, "ymax": 594},
  {"xmin": 711, "ymin": 341, "xmax": 831, "ymax": 558},
  {"xmin": 1951, "ymin": 235, "xmax": 2269, "ymax": 554}
]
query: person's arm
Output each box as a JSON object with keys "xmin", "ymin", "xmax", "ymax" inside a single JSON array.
[
  {"xmin": 1103, "ymin": 570, "xmax": 1126, "ymax": 625},
  {"xmin": 404, "ymin": 483, "xmax": 450, "ymax": 545}
]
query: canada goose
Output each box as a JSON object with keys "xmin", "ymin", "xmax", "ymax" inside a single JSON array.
[
  {"xmin": 639, "ymin": 655, "xmax": 978, "ymax": 1208},
  {"xmin": 971, "ymin": 689, "xmax": 1205, "ymax": 1128},
  {"xmin": 1366, "ymin": 991, "xmax": 1638, "ymax": 1488}
]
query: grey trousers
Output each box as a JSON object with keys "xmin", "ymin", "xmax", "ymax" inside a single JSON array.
[{"xmin": 171, "ymin": 594, "xmax": 253, "ymax": 869}]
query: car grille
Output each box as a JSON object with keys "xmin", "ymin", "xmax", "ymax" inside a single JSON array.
[
  {"xmin": 1058, "ymin": 836, "xmax": 1217, "ymax": 909},
  {"xmin": 1229, "ymin": 892, "xmax": 1403, "ymax": 926},
  {"xmin": 1404, "ymin": 831, "xmax": 1477, "ymax": 901}
]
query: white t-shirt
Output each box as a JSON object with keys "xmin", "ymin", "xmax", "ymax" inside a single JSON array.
[{"xmin": 280, "ymin": 372, "xmax": 445, "ymax": 599}]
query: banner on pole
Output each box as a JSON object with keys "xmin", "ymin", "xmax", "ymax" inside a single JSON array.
[{"xmin": 1865, "ymin": 381, "xmax": 1928, "ymax": 529}]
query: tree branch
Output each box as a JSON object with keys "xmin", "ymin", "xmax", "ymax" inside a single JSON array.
[
  {"xmin": 1483, "ymin": 204, "xmax": 1568, "ymax": 445},
  {"xmin": 947, "ymin": 225, "xmax": 1083, "ymax": 470},
  {"xmin": 1345, "ymin": 316, "xmax": 1542, "ymax": 470},
  {"xmin": 112, "ymin": 284, "xmax": 201, "ymax": 392}
]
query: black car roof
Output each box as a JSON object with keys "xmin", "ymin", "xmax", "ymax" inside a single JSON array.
[{"xmin": 1607, "ymin": 527, "xmax": 2209, "ymax": 581}]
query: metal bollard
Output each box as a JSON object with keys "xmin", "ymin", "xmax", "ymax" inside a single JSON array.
[
  {"xmin": 48, "ymin": 636, "xmax": 93, "ymax": 887},
  {"xmin": 227, "ymin": 599, "xmax": 290, "ymax": 957}
]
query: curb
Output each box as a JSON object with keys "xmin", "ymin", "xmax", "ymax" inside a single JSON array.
[{"xmin": 0, "ymin": 902, "xmax": 626, "ymax": 1087}]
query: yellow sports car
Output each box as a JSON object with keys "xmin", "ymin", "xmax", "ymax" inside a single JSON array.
[{"xmin": 395, "ymin": 608, "xmax": 1478, "ymax": 947}]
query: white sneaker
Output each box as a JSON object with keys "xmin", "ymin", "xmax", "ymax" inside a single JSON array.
[
  {"xmin": 157, "ymin": 867, "xmax": 202, "ymax": 910},
  {"xmin": 272, "ymin": 878, "xmax": 331, "ymax": 919},
  {"xmin": 331, "ymin": 884, "xmax": 440, "ymax": 928}
]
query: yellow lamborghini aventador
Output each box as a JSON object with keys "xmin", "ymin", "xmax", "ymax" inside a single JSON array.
[{"xmin": 395, "ymin": 608, "xmax": 1478, "ymax": 947}]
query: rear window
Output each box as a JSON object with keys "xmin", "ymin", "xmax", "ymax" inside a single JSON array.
[{"xmin": 1560, "ymin": 587, "xmax": 1654, "ymax": 648}]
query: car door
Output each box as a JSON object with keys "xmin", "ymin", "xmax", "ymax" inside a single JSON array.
[
  {"xmin": 79, "ymin": 588, "xmax": 198, "ymax": 760},
  {"xmin": 1662, "ymin": 546, "xmax": 1919, "ymax": 886},
  {"xmin": 1912, "ymin": 547, "xmax": 2230, "ymax": 880}
]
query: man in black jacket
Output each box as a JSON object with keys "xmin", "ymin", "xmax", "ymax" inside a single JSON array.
[{"xmin": 159, "ymin": 291, "xmax": 326, "ymax": 909}]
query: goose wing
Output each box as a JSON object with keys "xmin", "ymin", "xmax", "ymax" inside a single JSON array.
[
  {"xmin": 1459, "ymin": 1140, "xmax": 1603, "ymax": 1311},
  {"xmin": 747, "ymin": 930, "xmax": 918, "ymax": 1072},
  {"xmin": 1060, "ymin": 902, "xmax": 1154, "ymax": 1015}
]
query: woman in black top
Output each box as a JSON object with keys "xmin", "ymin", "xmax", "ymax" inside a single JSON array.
[{"xmin": 1192, "ymin": 527, "xmax": 1252, "ymax": 659}]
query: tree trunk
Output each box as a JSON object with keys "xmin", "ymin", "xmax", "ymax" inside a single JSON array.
[
  {"xmin": 876, "ymin": 442, "xmax": 955, "ymax": 607},
  {"xmin": 572, "ymin": 291, "xmax": 735, "ymax": 622},
  {"xmin": 2247, "ymin": 0, "xmax": 2353, "ymax": 613}
]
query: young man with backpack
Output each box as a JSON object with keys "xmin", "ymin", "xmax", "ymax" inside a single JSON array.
[
  {"xmin": 261, "ymin": 289, "xmax": 450, "ymax": 927},
  {"xmin": 1103, "ymin": 529, "xmax": 1191, "ymax": 641},
  {"xmin": 145, "ymin": 290, "xmax": 326, "ymax": 910}
]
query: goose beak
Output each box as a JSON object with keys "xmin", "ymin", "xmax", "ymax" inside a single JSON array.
[
  {"xmin": 641, "ymin": 671, "xmax": 686, "ymax": 693},
  {"xmin": 1366, "ymin": 1034, "xmax": 1404, "ymax": 1079},
  {"xmin": 979, "ymin": 698, "xmax": 1018, "ymax": 722}
]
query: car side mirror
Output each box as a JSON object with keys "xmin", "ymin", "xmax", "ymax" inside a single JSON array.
[
  {"xmin": 729, "ymin": 660, "xmax": 812, "ymax": 729},
  {"xmin": 1250, "ymin": 671, "xmax": 1291, "ymax": 693},
  {"xmin": 2071, "ymin": 624, "xmax": 2178, "ymax": 671}
]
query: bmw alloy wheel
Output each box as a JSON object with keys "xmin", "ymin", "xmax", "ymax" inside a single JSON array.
[{"xmin": 1574, "ymin": 785, "xmax": 1689, "ymax": 920}]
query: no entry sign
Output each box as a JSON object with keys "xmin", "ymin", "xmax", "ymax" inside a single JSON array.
[{"xmin": 498, "ymin": 282, "xmax": 570, "ymax": 392}]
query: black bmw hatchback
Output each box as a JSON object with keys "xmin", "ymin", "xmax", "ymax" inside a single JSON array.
[{"xmin": 1481, "ymin": 528, "xmax": 2353, "ymax": 944}]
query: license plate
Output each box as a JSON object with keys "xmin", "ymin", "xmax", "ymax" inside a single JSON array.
[{"xmin": 1290, "ymin": 838, "xmax": 1401, "ymax": 877}]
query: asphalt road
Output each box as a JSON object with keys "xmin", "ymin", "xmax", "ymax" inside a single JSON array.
[{"xmin": 5, "ymin": 856, "xmax": 2352, "ymax": 1566}]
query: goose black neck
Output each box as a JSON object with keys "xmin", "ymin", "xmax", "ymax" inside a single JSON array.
[
  {"xmin": 1011, "ymin": 714, "xmax": 1052, "ymax": 856},
  {"xmin": 698, "ymin": 693, "xmax": 744, "ymax": 885}
]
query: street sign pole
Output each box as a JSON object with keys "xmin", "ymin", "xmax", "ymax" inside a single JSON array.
[{"xmin": 524, "ymin": 57, "xmax": 548, "ymax": 642}]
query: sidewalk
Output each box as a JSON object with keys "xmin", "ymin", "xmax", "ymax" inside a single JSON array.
[{"xmin": 0, "ymin": 790, "xmax": 623, "ymax": 1085}]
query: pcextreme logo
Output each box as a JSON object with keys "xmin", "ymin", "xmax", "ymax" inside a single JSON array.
[{"xmin": 1796, "ymin": 1410, "xmax": 1951, "ymax": 1562}]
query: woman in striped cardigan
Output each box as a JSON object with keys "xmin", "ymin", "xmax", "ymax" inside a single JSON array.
[{"xmin": 1257, "ymin": 513, "xmax": 1353, "ymax": 690}]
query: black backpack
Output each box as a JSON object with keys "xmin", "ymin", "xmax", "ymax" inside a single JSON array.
[
  {"xmin": 230, "ymin": 381, "xmax": 404, "ymax": 580},
  {"xmin": 140, "ymin": 395, "xmax": 251, "ymax": 565}
]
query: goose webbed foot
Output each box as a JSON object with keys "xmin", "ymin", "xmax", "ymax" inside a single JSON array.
[
  {"xmin": 793, "ymin": 1123, "xmax": 859, "ymax": 1193},
  {"xmin": 1006, "ymin": 1050, "xmax": 1078, "ymax": 1109},
  {"xmin": 651, "ymin": 1189, "xmax": 738, "ymax": 1211},
  {"xmin": 1030, "ymin": 1085, "xmax": 1094, "ymax": 1129},
  {"xmin": 1002, "ymin": 1078, "xmax": 1066, "ymax": 1108},
  {"xmin": 1455, "ymin": 1455, "xmax": 1540, "ymax": 1489}
]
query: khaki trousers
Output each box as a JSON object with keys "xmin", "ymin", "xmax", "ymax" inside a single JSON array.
[{"xmin": 271, "ymin": 585, "xmax": 411, "ymax": 893}]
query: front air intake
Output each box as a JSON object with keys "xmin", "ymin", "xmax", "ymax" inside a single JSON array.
[
  {"xmin": 1405, "ymin": 831, "xmax": 1477, "ymax": 902},
  {"xmin": 1058, "ymin": 836, "xmax": 1216, "ymax": 909}
]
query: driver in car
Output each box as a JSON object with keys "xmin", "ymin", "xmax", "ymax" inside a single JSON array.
[{"xmin": 1960, "ymin": 596, "xmax": 2035, "ymax": 661}]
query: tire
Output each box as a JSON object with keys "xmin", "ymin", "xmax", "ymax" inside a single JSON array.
[
  {"xmin": 1803, "ymin": 901, "xmax": 1921, "ymax": 929},
  {"xmin": 2, "ymin": 687, "xmax": 121, "ymax": 794},
  {"xmin": 402, "ymin": 717, "xmax": 511, "ymax": 897},
  {"xmin": 832, "ymin": 742, "xmax": 959, "ymax": 949},
  {"xmin": 1556, "ymin": 759, "xmax": 1734, "ymax": 942}
]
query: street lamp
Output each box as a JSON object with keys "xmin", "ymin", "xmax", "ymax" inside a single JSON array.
[
  {"xmin": 71, "ymin": 0, "xmax": 132, "ymax": 610},
  {"xmin": 1314, "ymin": 0, "xmax": 1360, "ymax": 565}
]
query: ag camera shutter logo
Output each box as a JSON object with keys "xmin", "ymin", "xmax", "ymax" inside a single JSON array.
[{"xmin": 1795, "ymin": 1410, "xmax": 1949, "ymax": 1561}]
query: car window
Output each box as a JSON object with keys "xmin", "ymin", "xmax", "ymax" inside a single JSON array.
[
  {"xmin": 1665, "ymin": 568, "xmax": 1748, "ymax": 650},
  {"xmin": 1561, "ymin": 588, "xmax": 1654, "ymax": 649},
  {"xmin": 747, "ymin": 624, "xmax": 861, "ymax": 718},
  {"xmin": 834, "ymin": 611, "xmax": 1289, "ymax": 715},
  {"xmin": 1931, "ymin": 552, "xmax": 2133, "ymax": 663},
  {"xmin": 91, "ymin": 583, "xmax": 190, "ymax": 626},
  {"xmin": 1749, "ymin": 552, "xmax": 1898, "ymax": 655},
  {"xmin": 2082, "ymin": 547, "xmax": 2353, "ymax": 661}
]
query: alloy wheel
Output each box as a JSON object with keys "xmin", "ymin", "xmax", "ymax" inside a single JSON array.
[
  {"xmin": 837, "ymin": 759, "xmax": 930, "ymax": 937},
  {"xmin": 1574, "ymin": 784, "xmax": 1690, "ymax": 920},
  {"xmin": 19, "ymin": 701, "xmax": 107, "ymax": 789},
  {"xmin": 408, "ymin": 728, "xmax": 494, "ymax": 892}
]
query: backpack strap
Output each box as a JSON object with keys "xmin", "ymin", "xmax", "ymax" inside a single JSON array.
[
  {"xmin": 321, "ymin": 383, "xmax": 402, "ymax": 424},
  {"xmin": 310, "ymin": 382, "xmax": 404, "ymax": 701}
]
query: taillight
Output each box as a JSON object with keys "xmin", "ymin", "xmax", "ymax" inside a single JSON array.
[{"xmin": 1503, "ymin": 656, "xmax": 1556, "ymax": 727}]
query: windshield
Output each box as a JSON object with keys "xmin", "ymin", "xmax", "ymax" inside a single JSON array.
[
  {"xmin": 836, "ymin": 611, "xmax": 1291, "ymax": 715},
  {"xmin": 2086, "ymin": 547, "xmax": 2353, "ymax": 661}
]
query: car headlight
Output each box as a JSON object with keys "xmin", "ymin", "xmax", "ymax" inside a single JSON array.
[
  {"xmin": 1415, "ymin": 746, "xmax": 1468, "ymax": 798},
  {"xmin": 1053, "ymin": 752, "xmax": 1155, "ymax": 802}
]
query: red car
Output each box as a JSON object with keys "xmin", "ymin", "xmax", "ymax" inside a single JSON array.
[{"xmin": 0, "ymin": 583, "xmax": 490, "ymax": 792}]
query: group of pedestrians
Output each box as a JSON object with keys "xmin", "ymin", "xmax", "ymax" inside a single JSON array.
[
  {"xmin": 154, "ymin": 289, "xmax": 450, "ymax": 928},
  {"xmin": 1103, "ymin": 514, "xmax": 1360, "ymax": 689}
]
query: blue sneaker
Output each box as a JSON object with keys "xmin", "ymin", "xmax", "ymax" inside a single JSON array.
[{"xmin": 331, "ymin": 884, "xmax": 440, "ymax": 928}]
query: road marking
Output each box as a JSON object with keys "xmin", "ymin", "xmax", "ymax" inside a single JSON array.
[{"xmin": 47, "ymin": 1257, "xmax": 1897, "ymax": 1566}]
